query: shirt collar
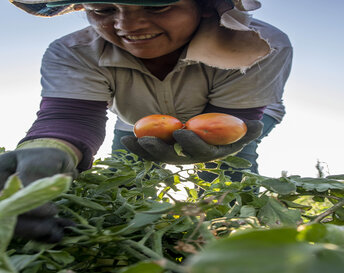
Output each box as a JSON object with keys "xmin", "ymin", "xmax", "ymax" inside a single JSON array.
[
  {"xmin": 99, "ymin": 44, "xmax": 141, "ymax": 69},
  {"xmin": 98, "ymin": 41, "xmax": 193, "ymax": 72},
  {"xmin": 184, "ymin": 8, "xmax": 272, "ymax": 73}
]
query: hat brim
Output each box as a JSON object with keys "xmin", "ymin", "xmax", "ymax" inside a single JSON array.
[
  {"xmin": 11, "ymin": 0, "xmax": 179, "ymax": 17},
  {"xmin": 47, "ymin": 0, "xmax": 179, "ymax": 7}
]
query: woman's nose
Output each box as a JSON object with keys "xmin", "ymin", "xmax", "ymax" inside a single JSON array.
[{"xmin": 113, "ymin": 10, "xmax": 149, "ymax": 32}]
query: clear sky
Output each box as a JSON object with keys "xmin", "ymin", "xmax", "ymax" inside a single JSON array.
[{"xmin": 0, "ymin": 0, "xmax": 343, "ymax": 178}]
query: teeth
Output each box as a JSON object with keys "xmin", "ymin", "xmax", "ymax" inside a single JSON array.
[{"xmin": 125, "ymin": 34, "xmax": 159, "ymax": 40}]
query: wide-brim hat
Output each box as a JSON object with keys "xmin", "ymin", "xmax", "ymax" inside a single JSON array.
[
  {"xmin": 10, "ymin": 0, "xmax": 261, "ymax": 17},
  {"xmin": 10, "ymin": 0, "xmax": 180, "ymax": 16}
]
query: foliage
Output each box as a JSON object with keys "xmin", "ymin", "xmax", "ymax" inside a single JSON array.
[
  {"xmin": 1, "ymin": 150, "xmax": 344, "ymax": 273},
  {"xmin": 0, "ymin": 174, "xmax": 72, "ymax": 273}
]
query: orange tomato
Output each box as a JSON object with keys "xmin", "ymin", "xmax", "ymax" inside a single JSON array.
[
  {"xmin": 185, "ymin": 113, "xmax": 247, "ymax": 145},
  {"xmin": 134, "ymin": 114, "xmax": 184, "ymax": 143}
]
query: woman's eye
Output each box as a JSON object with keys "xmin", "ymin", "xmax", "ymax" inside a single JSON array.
[
  {"xmin": 144, "ymin": 6, "xmax": 171, "ymax": 13},
  {"xmin": 93, "ymin": 8, "xmax": 117, "ymax": 15}
]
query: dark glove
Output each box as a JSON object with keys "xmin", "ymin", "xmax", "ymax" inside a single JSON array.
[
  {"xmin": 121, "ymin": 120, "xmax": 263, "ymax": 165},
  {"xmin": 14, "ymin": 204, "xmax": 75, "ymax": 243},
  {"xmin": 0, "ymin": 148, "xmax": 77, "ymax": 243}
]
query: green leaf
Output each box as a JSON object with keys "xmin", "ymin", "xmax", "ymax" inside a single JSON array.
[
  {"xmin": 280, "ymin": 200, "xmax": 312, "ymax": 211},
  {"xmin": 308, "ymin": 248, "xmax": 344, "ymax": 273},
  {"xmin": 21, "ymin": 262, "xmax": 43, "ymax": 273},
  {"xmin": 298, "ymin": 224, "xmax": 344, "ymax": 247},
  {"xmin": 260, "ymin": 178, "xmax": 296, "ymax": 195},
  {"xmin": 47, "ymin": 250, "xmax": 75, "ymax": 266},
  {"xmin": 96, "ymin": 173, "xmax": 136, "ymax": 193},
  {"xmin": 60, "ymin": 194, "xmax": 106, "ymax": 211},
  {"xmin": 173, "ymin": 143, "xmax": 187, "ymax": 157},
  {"xmin": 240, "ymin": 205, "xmax": 256, "ymax": 217},
  {"xmin": 76, "ymin": 171, "xmax": 109, "ymax": 184},
  {"xmin": 333, "ymin": 207, "xmax": 344, "ymax": 221},
  {"xmin": 187, "ymin": 188, "xmax": 199, "ymax": 200},
  {"xmin": 290, "ymin": 177, "xmax": 344, "ymax": 192},
  {"xmin": 258, "ymin": 197, "xmax": 301, "ymax": 226},
  {"xmin": 153, "ymin": 168, "xmax": 173, "ymax": 180},
  {"xmin": 249, "ymin": 194, "xmax": 269, "ymax": 208},
  {"xmin": 222, "ymin": 156, "xmax": 252, "ymax": 169},
  {"xmin": 120, "ymin": 261, "xmax": 163, "ymax": 273},
  {"xmin": 0, "ymin": 175, "xmax": 22, "ymax": 201},
  {"xmin": 0, "ymin": 254, "xmax": 17, "ymax": 273},
  {"xmin": 143, "ymin": 161, "xmax": 153, "ymax": 172},
  {"xmin": 312, "ymin": 196, "xmax": 325, "ymax": 202},
  {"xmin": 139, "ymin": 200, "xmax": 174, "ymax": 214},
  {"xmin": 0, "ymin": 174, "xmax": 71, "ymax": 218},
  {"xmin": 297, "ymin": 224, "xmax": 327, "ymax": 243},
  {"xmin": 10, "ymin": 252, "xmax": 43, "ymax": 272},
  {"xmin": 0, "ymin": 217, "xmax": 16, "ymax": 253},
  {"xmin": 326, "ymin": 174, "xmax": 344, "ymax": 180},
  {"xmin": 187, "ymin": 228, "xmax": 344, "ymax": 273},
  {"xmin": 175, "ymin": 218, "xmax": 196, "ymax": 234},
  {"xmin": 129, "ymin": 213, "xmax": 162, "ymax": 228}
]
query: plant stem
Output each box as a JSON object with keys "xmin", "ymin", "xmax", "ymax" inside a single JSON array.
[
  {"xmin": 125, "ymin": 239, "xmax": 162, "ymax": 259},
  {"xmin": 166, "ymin": 193, "xmax": 179, "ymax": 203},
  {"xmin": 124, "ymin": 240, "xmax": 186, "ymax": 273},
  {"xmin": 217, "ymin": 190, "xmax": 232, "ymax": 205},
  {"xmin": 122, "ymin": 245, "xmax": 149, "ymax": 260},
  {"xmin": 152, "ymin": 231, "xmax": 164, "ymax": 257},
  {"xmin": 40, "ymin": 255, "xmax": 63, "ymax": 271},
  {"xmin": 152, "ymin": 217, "xmax": 186, "ymax": 256},
  {"xmin": 310, "ymin": 198, "xmax": 344, "ymax": 224},
  {"xmin": 259, "ymin": 190, "xmax": 268, "ymax": 197},
  {"xmin": 290, "ymin": 193, "xmax": 341, "ymax": 201},
  {"xmin": 186, "ymin": 215, "xmax": 205, "ymax": 242},
  {"xmin": 138, "ymin": 227, "xmax": 155, "ymax": 246},
  {"xmin": 151, "ymin": 162, "xmax": 196, "ymax": 182}
]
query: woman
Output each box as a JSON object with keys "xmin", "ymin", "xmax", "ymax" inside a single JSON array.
[{"xmin": 1, "ymin": 0, "xmax": 292, "ymax": 242}]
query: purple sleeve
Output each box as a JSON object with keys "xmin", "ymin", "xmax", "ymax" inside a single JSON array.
[
  {"xmin": 202, "ymin": 103, "xmax": 266, "ymax": 121},
  {"xmin": 19, "ymin": 97, "xmax": 108, "ymax": 171}
]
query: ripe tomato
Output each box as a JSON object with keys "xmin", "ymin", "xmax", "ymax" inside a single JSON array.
[
  {"xmin": 134, "ymin": 114, "xmax": 184, "ymax": 143},
  {"xmin": 185, "ymin": 113, "xmax": 247, "ymax": 145}
]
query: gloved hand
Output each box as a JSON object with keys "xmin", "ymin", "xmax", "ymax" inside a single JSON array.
[
  {"xmin": 121, "ymin": 120, "xmax": 263, "ymax": 165},
  {"xmin": 0, "ymin": 148, "xmax": 78, "ymax": 243}
]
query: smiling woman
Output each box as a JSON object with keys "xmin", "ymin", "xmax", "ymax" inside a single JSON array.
[
  {"xmin": 3, "ymin": 0, "xmax": 292, "ymax": 178},
  {"xmin": 83, "ymin": 0, "xmax": 203, "ymax": 74},
  {"xmin": 2, "ymin": 0, "xmax": 344, "ymax": 179},
  {"xmin": 2, "ymin": 0, "xmax": 294, "ymax": 242}
]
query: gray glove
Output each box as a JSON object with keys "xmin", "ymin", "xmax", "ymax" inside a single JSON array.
[
  {"xmin": 0, "ymin": 148, "xmax": 77, "ymax": 243},
  {"xmin": 121, "ymin": 120, "xmax": 263, "ymax": 165}
]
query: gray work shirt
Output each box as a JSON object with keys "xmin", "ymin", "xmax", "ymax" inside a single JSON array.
[{"xmin": 40, "ymin": 10, "xmax": 292, "ymax": 131}]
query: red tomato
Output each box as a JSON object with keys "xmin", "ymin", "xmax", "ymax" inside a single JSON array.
[
  {"xmin": 134, "ymin": 115, "xmax": 184, "ymax": 143},
  {"xmin": 185, "ymin": 113, "xmax": 247, "ymax": 145}
]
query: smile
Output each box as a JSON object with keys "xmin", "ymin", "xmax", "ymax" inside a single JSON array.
[{"xmin": 124, "ymin": 33, "xmax": 161, "ymax": 41}]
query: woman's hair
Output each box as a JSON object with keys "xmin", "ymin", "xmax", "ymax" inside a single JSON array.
[
  {"xmin": 196, "ymin": 0, "xmax": 212, "ymax": 10},
  {"xmin": 196, "ymin": 0, "xmax": 232, "ymax": 16}
]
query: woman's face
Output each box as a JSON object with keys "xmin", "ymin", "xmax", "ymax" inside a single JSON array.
[{"xmin": 84, "ymin": 0, "xmax": 203, "ymax": 59}]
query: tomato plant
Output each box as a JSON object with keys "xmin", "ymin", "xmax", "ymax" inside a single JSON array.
[{"xmin": 1, "ymin": 149, "xmax": 344, "ymax": 273}]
